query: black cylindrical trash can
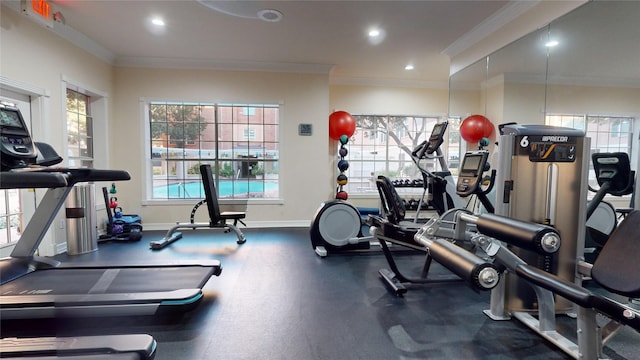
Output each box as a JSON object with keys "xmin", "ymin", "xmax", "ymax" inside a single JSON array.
[{"xmin": 66, "ymin": 184, "xmax": 98, "ymax": 255}]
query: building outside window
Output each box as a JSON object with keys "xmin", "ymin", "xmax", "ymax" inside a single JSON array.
[
  {"xmin": 66, "ymin": 89, "xmax": 93, "ymax": 168},
  {"xmin": 546, "ymin": 114, "xmax": 635, "ymax": 188},
  {"xmin": 0, "ymin": 188, "xmax": 21, "ymax": 246},
  {"xmin": 342, "ymin": 115, "xmax": 459, "ymax": 195},
  {"xmin": 149, "ymin": 102, "xmax": 279, "ymax": 200}
]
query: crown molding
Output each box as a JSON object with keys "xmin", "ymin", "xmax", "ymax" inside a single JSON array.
[
  {"xmin": 114, "ymin": 57, "xmax": 334, "ymax": 74},
  {"xmin": 330, "ymin": 76, "xmax": 448, "ymax": 90},
  {"xmin": 1, "ymin": 1, "xmax": 117, "ymax": 64},
  {"xmin": 442, "ymin": 1, "xmax": 540, "ymax": 59}
]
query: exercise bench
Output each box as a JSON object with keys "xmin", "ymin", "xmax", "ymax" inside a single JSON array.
[{"xmin": 150, "ymin": 164, "xmax": 247, "ymax": 250}]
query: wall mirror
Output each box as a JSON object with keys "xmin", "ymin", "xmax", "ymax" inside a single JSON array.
[{"xmin": 449, "ymin": 0, "xmax": 639, "ymax": 205}]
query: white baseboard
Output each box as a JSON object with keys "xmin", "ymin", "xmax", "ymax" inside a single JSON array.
[
  {"xmin": 142, "ymin": 220, "xmax": 310, "ymax": 231},
  {"xmin": 55, "ymin": 242, "xmax": 67, "ymax": 255}
]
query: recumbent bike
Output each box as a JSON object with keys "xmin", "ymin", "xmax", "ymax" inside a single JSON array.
[{"xmin": 369, "ymin": 147, "xmax": 496, "ymax": 296}]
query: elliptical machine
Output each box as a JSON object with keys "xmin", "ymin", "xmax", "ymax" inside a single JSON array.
[
  {"xmin": 310, "ymin": 121, "xmax": 462, "ymax": 257},
  {"xmin": 310, "ymin": 133, "xmax": 372, "ymax": 257},
  {"xmin": 409, "ymin": 121, "xmax": 464, "ymax": 219},
  {"xmin": 584, "ymin": 152, "xmax": 635, "ymax": 262}
]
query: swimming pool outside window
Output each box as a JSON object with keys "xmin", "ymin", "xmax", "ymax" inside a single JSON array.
[{"xmin": 148, "ymin": 102, "xmax": 279, "ymax": 200}]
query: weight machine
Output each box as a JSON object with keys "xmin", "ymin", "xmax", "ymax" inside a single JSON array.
[{"xmin": 415, "ymin": 208, "xmax": 640, "ymax": 360}]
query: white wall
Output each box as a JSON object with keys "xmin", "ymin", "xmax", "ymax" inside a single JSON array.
[
  {"xmin": 1, "ymin": 7, "xmax": 114, "ymax": 254},
  {"xmin": 330, "ymin": 84, "xmax": 448, "ymax": 116},
  {"xmin": 113, "ymin": 67, "xmax": 332, "ymax": 228},
  {"xmin": 1, "ymin": 7, "xmax": 114, "ymax": 149}
]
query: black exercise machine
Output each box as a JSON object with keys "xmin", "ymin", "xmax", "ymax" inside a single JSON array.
[
  {"xmin": 455, "ymin": 150, "xmax": 496, "ymax": 214},
  {"xmin": 0, "ymin": 104, "xmax": 222, "ymax": 320},
  {"xmin": 149, "ymin": 164, "xmax": 247, "ymax": 250},
  {"xmin": 585, "ymin": 152, "xmax": 635, "ymax": 261},
  {"xmin": 417, "ymin": 208, "xmax": 640, "ymax": 360},
  {"xmin": 371, "ymin": 148, "xmax": 496, "ymax": 296},
  {"xmin": 408, "ymin": 121, "xmax": 464, "ymax": 218}
]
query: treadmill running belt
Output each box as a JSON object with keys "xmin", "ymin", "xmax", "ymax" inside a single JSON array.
[{"xmin": 0, "ymin": 267, "xmax": 215, "ymax": 295}]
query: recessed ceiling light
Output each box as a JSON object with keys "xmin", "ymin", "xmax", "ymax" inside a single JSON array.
[
  {"xmin": 545, "ymin": 40, "xmax": 559, "ymax": 47},
  {"xmin": 367, "ymin": 27, "xmax": 385, "ymax": 45},
  {"xmin": 151, "ymin": 17, "xmax": 165, "ymax": 26},
  {"xmin": 405, "ymin": 64, "xmax": 414, "ymax": 70}
]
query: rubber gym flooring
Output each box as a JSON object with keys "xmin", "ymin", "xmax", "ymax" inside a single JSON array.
[{"xmin": 2, "ymin": 227, "xmax": 639, "ymax": 359}]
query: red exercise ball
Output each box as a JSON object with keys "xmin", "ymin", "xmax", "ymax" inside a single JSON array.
[
  {"xmin": 329, "ymin": 111, "xmax": 356, "ymax": 141},
  {"xmin": 460, "ymin": 115, "xmax": 493, "ymax": 143}
]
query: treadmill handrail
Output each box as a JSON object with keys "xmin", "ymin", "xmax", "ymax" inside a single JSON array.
[
  {"xmin": 0, "ymin": 171, "xmax": 68, "ymax": 189},
  {"xmin": 9, "ymin": 168, "xmax": 131, "ymax": 258},
  {"xmin": 63, "ymin": 168, "xmax": 131, "ymax": 184},
  {"xmin": 0, "ymin": 168, "xmax": 130, "ymax": 189}
]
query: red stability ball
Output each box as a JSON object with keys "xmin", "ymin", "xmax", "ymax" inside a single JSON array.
[
  {"xmin": 329, "ymin": 111, "xmax": 356, "ymax": 141},
  {"xmin": 460, "ymin": 114, "xmax": 494, "ymax": 143}
]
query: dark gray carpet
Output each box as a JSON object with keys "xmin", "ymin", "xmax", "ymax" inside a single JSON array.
[{"xmin": 2, "ymin": 227, "xmax": 638, "ymax": 359}]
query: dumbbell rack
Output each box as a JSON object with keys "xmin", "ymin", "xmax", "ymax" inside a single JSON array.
[{"xmin": 392, "ymin": 179, "xmax": 436, "ymax": 220}]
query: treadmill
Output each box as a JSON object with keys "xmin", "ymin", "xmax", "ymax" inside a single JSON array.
[
  {"xmin": 0, "ymin": 334, "xmax": 157, "ymax": 359},
  {"xmin": 0, "ymin": 104, "xmax": 222, "ymax": 320}
]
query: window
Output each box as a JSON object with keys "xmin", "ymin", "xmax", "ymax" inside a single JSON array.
[
  {"xmin": 66, "ymin": 89, "xmax": 93, "ymax": 168},
  {"xmin": 0, "ymin": 189, "xmax": 21, "ymax": 246},
  {"xmin": 343, "ymin": 115, "xmax": 456, "ymax": 195},
  {"xmin": 546, "ymin": 114, "xmax": 634, "ymax": 187},
  {"xmin": 546, "ymin": 114, "xmax": 633, "ymax": 154},
  {"xmin": 149, "ymin": 102, "xmax": 279, "ymax": 200},
  {"xmin": 243, "ymin": 128, "xmax": 256, "ymax": 140}
]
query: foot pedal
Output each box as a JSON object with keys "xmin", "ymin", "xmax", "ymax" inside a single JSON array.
[
  {"xmin": 315, "ymin": 246, "xmax": 328, "ymax": 257},
  {"xmin": 379, "ymin": 268, "xmax": 407, "ymax": 296}
]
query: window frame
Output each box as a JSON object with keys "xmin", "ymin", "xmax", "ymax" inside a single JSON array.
[
  {"xmin": 342, "ymin": 114, "xmax": 459, "ymax": 197},
  {"xmin": 65, "ymin": 88, "xmax": 94, "ymax": 169},
  {"xmin": 545, "ymin": 113, "xmax": 635, "ymax": 197},
  {"xmin": 145, "ymin": 101, "xmax": 280, "ymax": 202}
]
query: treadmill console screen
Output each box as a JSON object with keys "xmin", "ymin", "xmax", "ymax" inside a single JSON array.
[
  {"xmin": 456, "ymin": 151, "xmax": 489, "ymax": 197},
  {"xmin": 424, "ymin": 122, "xmax": 448, "ymax": 154},
  {"xmin": 1, "ymin": 104, "xmax": 37, "ymax": 171}
]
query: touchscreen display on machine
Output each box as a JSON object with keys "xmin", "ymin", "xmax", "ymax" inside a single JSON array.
[
  {"xmin": 456, "ymin": 151, "xmax": 488, "ymax": 197},
  {"xmin": 425, "ymin": 122, "xmax": 448, "ymax": 154},
  {"xmin": 0, "ymin": 108, "xmax": 24, "ymax": 128},
  {"xmin": 1, "ymin": 104, "xmax": 36, "ymax": 170},
  {"xmin": 460, "ymin": 154, "xmax": 482, "ymax": 175}
]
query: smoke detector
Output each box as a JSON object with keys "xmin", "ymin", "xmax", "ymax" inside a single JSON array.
[
  {"xmin": 198, "ymin": 1, "xmax": 283, "ymax": 22},
  {"xmin": 258, "ymin": 9, "xmax": 283, "ymax": 22}
]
